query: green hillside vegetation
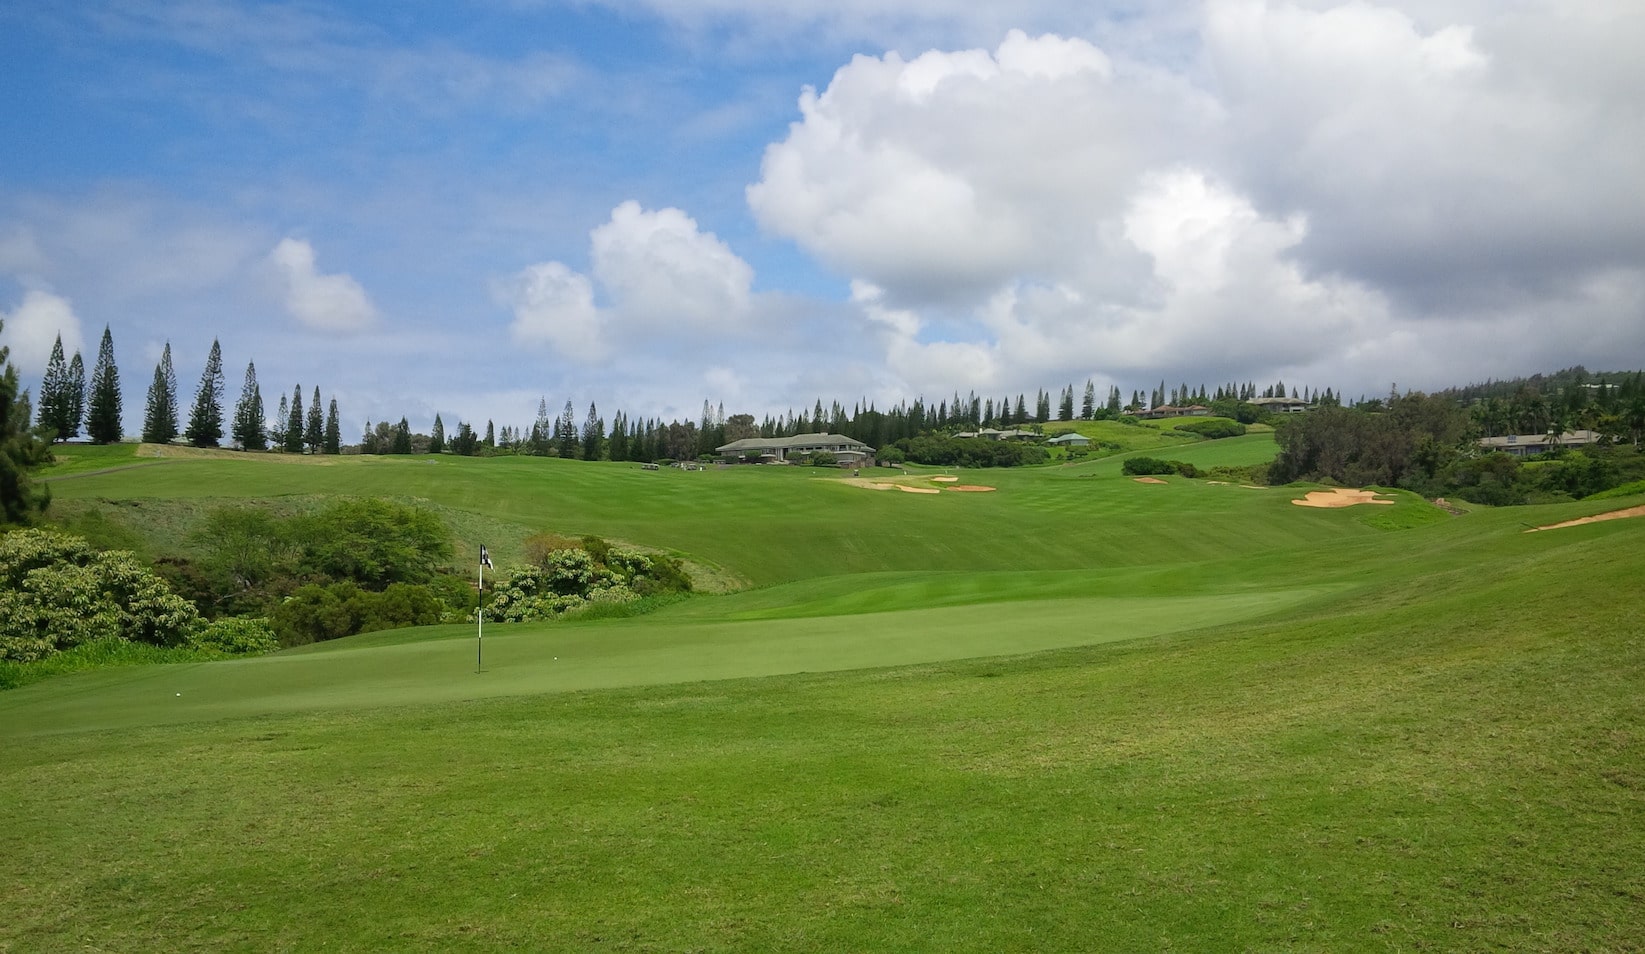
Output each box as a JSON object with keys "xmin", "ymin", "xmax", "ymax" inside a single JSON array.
[{"xmin": 3, "ymin": 445, "xmax": 1644, "ymax": 949}]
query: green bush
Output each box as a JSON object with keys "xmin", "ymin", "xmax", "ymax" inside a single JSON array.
[
  {"xmin": 1175, "ymin": 419, "xmax": 1247, "ymax": 439},
  {"xmin": 293, "ymin": 499, "xmax": 452, "ymax": 588},
  {"xmin": 488, "ymin": 539, "xmax": 691, "ymax": 623},
  {"xmin": 1122, "ymin": 457, "xmax": 1201, "ymax": 478},
  {"xmin": 0, "ymin": 528, "xmax": 203, "ymax": 662},
  {"xmin": 269, "ymin": 581, "xmax": 447, "ymax": 647},
  {"xmin": 194, "ymin": 617, "xmax": 279, "ymax": 655}
]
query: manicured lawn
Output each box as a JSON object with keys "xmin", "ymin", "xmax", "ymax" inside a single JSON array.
[{"xmin": 5, "ymin": 447, "xmax": 1644, "ymax": 950}]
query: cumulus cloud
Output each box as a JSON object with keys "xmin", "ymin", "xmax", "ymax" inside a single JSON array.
[
  {"xmin": 269, "ymin": 238, "xmax": 378, "ymax": 332},
  {"xmin": 503, "ymin": 261, "xmax": 602, "ymax": 361},
  {"xmin": 749, "ymin": 29, "xmax": 1206, "ymax": 306},
  {"xmin": 592, "ymin": 201, "xmax": 753, "ymax": 329},
  {"xmin": 505, "ymin": 201, "xmax": 756, "ymax": 363},
  {"xmin": 0, "ymin": 289, "xmax": 86, "ymax": 376},
  {"xmin": 750, "ymin": 2, "xmax": 1645, "ymax": 400}
]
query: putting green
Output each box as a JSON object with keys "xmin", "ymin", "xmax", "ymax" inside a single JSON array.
[{"xmin": 0, "ymin": 585, "xmax": 1331, "ymax": 737}]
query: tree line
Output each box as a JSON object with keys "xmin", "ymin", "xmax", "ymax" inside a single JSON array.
[{"xmin": 33, "ymin": 327, "xmax": 343, "ymax": 454}]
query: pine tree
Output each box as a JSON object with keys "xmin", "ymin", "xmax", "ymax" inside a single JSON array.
[
  {"xmin": 283, "ymin": 386, "xmax": 304, "ymax": 453},
  {"xmin": 304, "ymin": 386, "xmax": 323, "ymax": 453},
  {"xmin": 65, "ymin": 351, "xmax": 86, "ymax": 440},
  {"xmin": 142, "ymin": 342, "xmax": 180, "ymax": 444},
  {"xmin": 429, "ymin": 414, "xmax": 445, "ymax": 454},
  {"xmin": 392, "ymin": 417, "xmax": 412, "ymax": 455},
  {"xmin": 484, "ymin": 419, "xmax": 496, "ymax": 449},
  {"xmin": 582, "ymin": 402, "xmax": 602, "ymax": 461},
  {"xmin": 271, "ymin": 393, "xmax": 289, "ymax": 449},
  {"xmin": 1080, "ymin": 379, "xmax": 1096, "ymax": 420},
  {"xmin": 85, "ymin": 325, "xmax": 123, "ymax": 444},
  {"xmin": 557, "ymin": 401, "xmax": 577, "ymax": 458},
  {"xmin": 1, "ymin": 318, "xmax": 51, "ymax": 524},
  {"xmin": 324, "ymin": 399, "xmax": 341, "ymax": 454},
  {"xmin": 36, "ymin": 335, "xmax": 73, "ymax": 442},
  {"xmin": 184, "ymin": 338, "xmax": 224, "ymax": 447},
  {"xmin": 1059, "ymin": 385, "xmax": 1075, "ymax": 421},
  {"xmin": 232, "ymin": 361, "xmax": 267, "ymax": 451}
]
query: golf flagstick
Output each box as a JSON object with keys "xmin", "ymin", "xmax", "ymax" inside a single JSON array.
[{"xmin": 477, "ymin": 544, "xmax": 493, "ymax": 673}]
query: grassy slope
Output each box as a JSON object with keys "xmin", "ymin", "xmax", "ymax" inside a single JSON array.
[{"xmin": 5, "ymin": 448, "xmax": 1644, "ymax": 950}]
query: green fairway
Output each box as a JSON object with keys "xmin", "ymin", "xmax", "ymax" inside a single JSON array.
[{"xmin": 6, "ymin": 447, "xmax": 1644, "ymax": 950}]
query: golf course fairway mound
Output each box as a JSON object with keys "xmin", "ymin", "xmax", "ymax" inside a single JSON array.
[{"xmin": 6, "ymin": 447, "xmax": 1643, "ymax": 952}]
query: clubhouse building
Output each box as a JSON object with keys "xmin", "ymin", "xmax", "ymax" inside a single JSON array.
[{"xmin": 716, "ymin": 432, "xmax": 875, "ymax": 466}]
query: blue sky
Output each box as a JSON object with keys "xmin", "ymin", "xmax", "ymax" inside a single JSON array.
[{"xmin": 3, "ymin": 0, "xmax": 1643, "ymax": 438}]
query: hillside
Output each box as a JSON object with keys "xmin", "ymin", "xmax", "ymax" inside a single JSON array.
[{"xmin": 3, "ymin": 449, "xmax": 1643, "ymax": 950}]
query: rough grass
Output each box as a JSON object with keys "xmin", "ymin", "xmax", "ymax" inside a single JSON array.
[{"xmin": 5, "ymin": 447, "xmax": 1644, "ymax": 951}]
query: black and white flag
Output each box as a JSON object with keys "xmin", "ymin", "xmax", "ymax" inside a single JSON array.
[{"xmin": 479, "ymin": 545, "xmax": 493, "ymax": 569}]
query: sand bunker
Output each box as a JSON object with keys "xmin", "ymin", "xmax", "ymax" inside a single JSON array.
[
  {"xmin": 897, "ymin": 485, "xmax": 941, "ymax": 494},
  {"xmin": 947, "ymin": 485, "xmax": 996, "ymax": 492},
  {"xmin": 1524, "ymin": 503, "xmax": 1645, "ymax": 532},
  {"xmin": 1133, "ymin": 477, "xmax": 1167, "ymax": 485},
  {"xmin": 929, "ymin": 476, "xmax": 959, "ymax": 483},
  {"xmin": 1291, "ymin": 488, "xmax": 1394, "ymax": 508}
]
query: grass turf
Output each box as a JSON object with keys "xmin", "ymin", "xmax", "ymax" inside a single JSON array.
[{"xmin": 4, "ymin": 447, "xmax": 1643, "ymax": 950}]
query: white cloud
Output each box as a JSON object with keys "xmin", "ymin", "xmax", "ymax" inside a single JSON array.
[
  {"xmin": 748, "ymin": 29, "xmax": 1205, "ymax": 305},
  {"xmin": 750, "ymin": 3, "xmax": 1645, "ymax": 403},
  {"xmin": 506, "ymin": 201, "xmax": 758, "ymax": 363},
  {"xmin": 592, "ymin": 201, "xmax": 753, "ymax": 330},
  {"xmin": 503, "ymin": 261, "xmax": 603, "ymax": 362},
  {"xmin": 268, "ymin": 238, "xmax": 378, "ymax": 332},
  {"xmin": 0, "ymin": 289, "xmax": 87, "ymax": 376}
]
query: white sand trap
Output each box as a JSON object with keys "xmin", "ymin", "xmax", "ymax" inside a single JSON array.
[
  {"xmin": 1133, "ymin": 477, "xmax": 1167, "ymax": 485},
  {"xmin": 1525, "ymin": 503, "xmax": 1645, "ymax": 532},
  {"xmin": 947, "ymin": 485, "xmax": 996, "ymax": 492},
  {"xmin": 1292, "ymin": 488, "xmax": 1394, "ymax": 508},
  {"xmin": 897, "ymin": 485, "xmax": 941, "ymax": 494},
  {"xmin": 930, "ymin": 476, "xmax": 959, "ymax": 483}
]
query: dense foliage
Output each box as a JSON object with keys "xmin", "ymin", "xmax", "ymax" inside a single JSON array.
[
  {"xmin": 0, "ymin": 321, "xmax": 51, "ymax": 525},
  {"xmin": 489, "ymin": 537, "xmax": 691, "ymax": 623},
  {"xmin": 0, "ymin": 528, "xmax": 202, "ymax": 661},
  {"xmin": 1122, "ymin": 457, "xmax": 1202, "ymax": 478},
  {"xmin": 1268, "ymin": 394, "xmax": 1470, "ymax": 488},
  {"xmin": 144, "ymin": 498, "xmax": 465, "ymax": 646},
  {"xmin": 890, "ymin": 435, "xmax": 1049, "ymax": 468},
  {"xmin": 1173, "ymin": 418, "xmax": 1247, "ymax": 439}
]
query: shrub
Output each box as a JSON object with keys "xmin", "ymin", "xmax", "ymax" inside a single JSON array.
[
  {"xmin": 1175, "ymin": 419, "xmax": 1247, "ymax": 439},
  {"xmin": 194, "ymin": 617, "xmax": 279, "ymax": 655},
  {"xmin": 291, "ymin": 499, "xmax": 453, "ymax": 588},
  {"xmin": 1122, "ymin": 457, "xmax": 1201, "ymax": 478},
  {"xmin": 0, "ymin": 528, "xmax": 204, "ymax": 662}
]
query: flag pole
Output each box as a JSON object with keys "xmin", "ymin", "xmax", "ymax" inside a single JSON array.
[{"xmin": 476, "ymin": 544, "xmax": 495, "ymax": 674}]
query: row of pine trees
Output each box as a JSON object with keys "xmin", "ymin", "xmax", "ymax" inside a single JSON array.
[{"xmin": 34, "ymin": 327, "xmax": 342, "ymax": 454}]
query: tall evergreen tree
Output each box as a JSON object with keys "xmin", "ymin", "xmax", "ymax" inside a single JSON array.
[
  {"xmin": 184, "ymin": 338, "xmax": 224, "ymax": 447},
  {"xmin": 556, "ymin": 401, "xmax": 577, "ymax": 458},
  {"xmin": 390, "ymin": 416, "xmax": 412, "ymax": 455},
  {"xmin": 324, "ymin": 399, "xmax": 341, "ymax": 454},
  {"xmin": 1058, "ymin": 385, "xmax": 1075, "ymax": 421},
  {"xmin": 429, "ymin": 414, "xmax": 445, "ymax": 454},
  {"xmin": 1080, "ymin": 379, "xmax": 1096, "ymax": 420},
  {"xmin": 36, "ymin": 335, "xmax": 74, "ymax": 441},
  {"xmin": 270, "ymin": 393, "xmax": 289, "ymax": 449},
  {"xmin": 231, "ymin": 361, "xmax": 267, "ymax": 451},
  {"xmin": 65, "ymin": 351, "xmax": 86, "ymax": 440},
  {"xmin": 1, "ymin": 318, "xmax": 51, "ymax": 524},
  {"xmin": 283, "ymin": 385, "xmax": 304, "ymax": 453},
  {"xmin": 85, "ymin": 325, "xmax": 123, "ymax": 444},
  {"xmin": 581, "ymin": 402, "xmax": 603, "ymax": 461},
  {"xmin": 484, "ymin": 419, "xmax": 496, "ymax": 449},
  {"xmin": 142, "ymin": 342, "xmax": 180, "ymax": 444},
  {"xmin": 304, "ymin": 386, "xmax": 323, "ymax": 453}
]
